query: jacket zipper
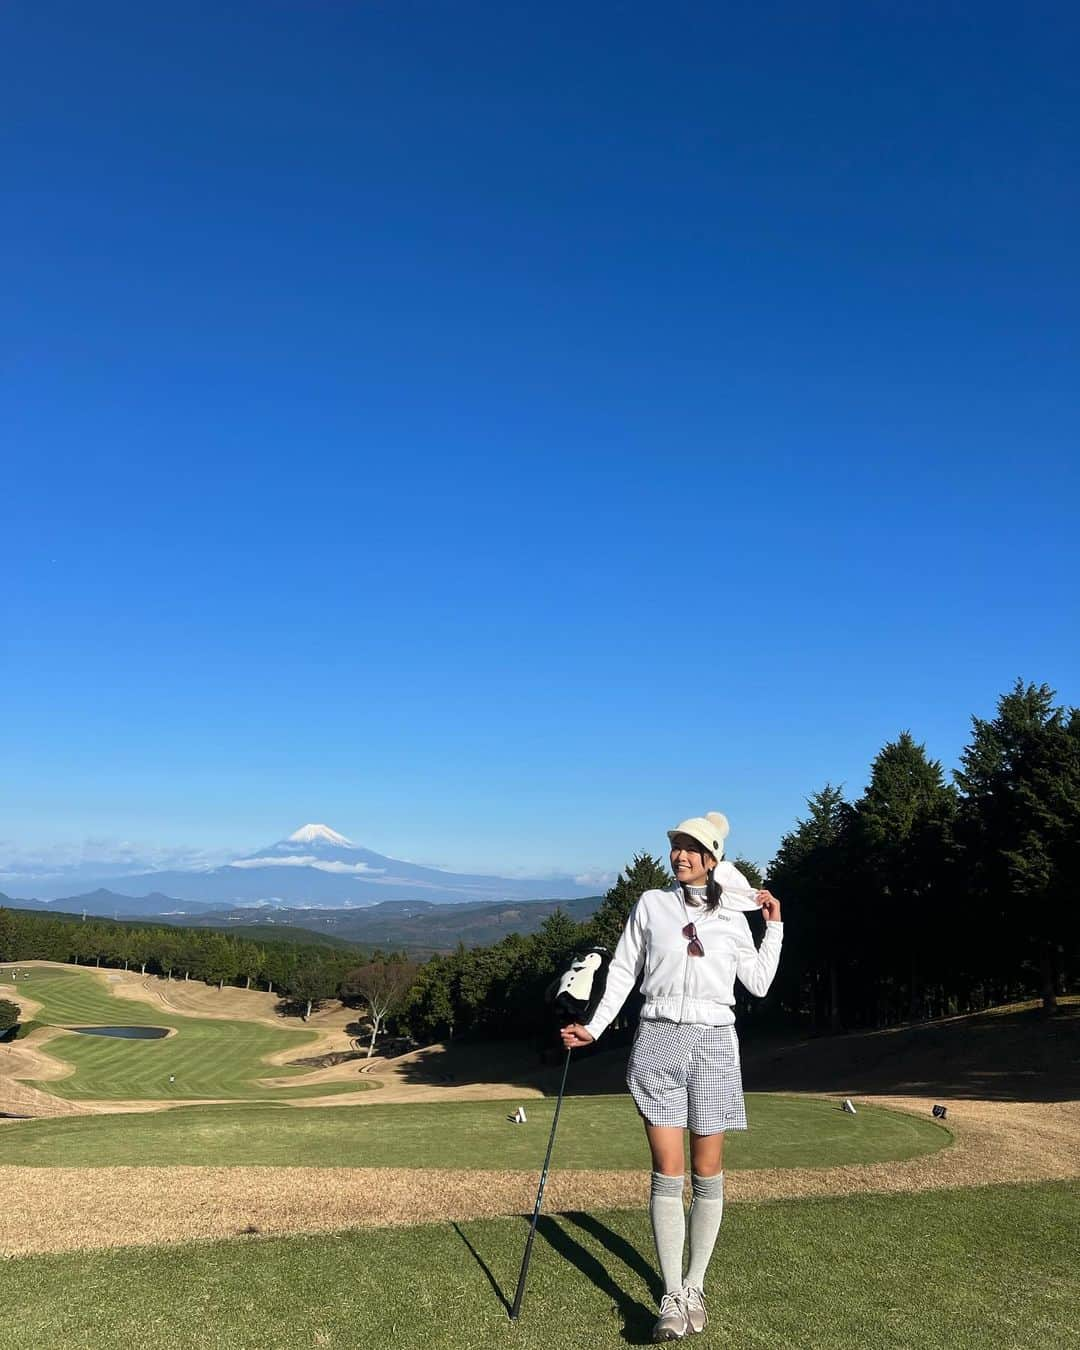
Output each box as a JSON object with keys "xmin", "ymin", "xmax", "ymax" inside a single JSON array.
[{"xmin": 678, "ymin": 890, "xmax": 691, "ymax": 1022}]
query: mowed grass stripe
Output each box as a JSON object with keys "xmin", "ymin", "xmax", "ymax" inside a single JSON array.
[
  {"xmin": 8, "ymin": 967, "xmax": 371, "ymax": 1103},
  {"xmin": 27, "ymin": 1025, "xmax": 371, "ymax": 1102},
  {"xmin": 4, "ymin": 967, "xmax": 168, "ymax": 1027},
  {"xmin": 0, "ymin": 1094, "xmax": 948, "ymax": 1169},
  {"xmin": 0, "ymin": 1182, "xmax": 1074, "ymax": 1350}
]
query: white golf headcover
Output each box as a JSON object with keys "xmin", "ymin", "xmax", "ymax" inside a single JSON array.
[{"xmin": 549, "ymin": 947, "xmax": 611, "ymax": 1023}]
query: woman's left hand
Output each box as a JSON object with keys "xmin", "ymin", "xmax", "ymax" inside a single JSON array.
[{"xmin": 757, "ymin": 889, "xmax": 782, "ymax": 922}]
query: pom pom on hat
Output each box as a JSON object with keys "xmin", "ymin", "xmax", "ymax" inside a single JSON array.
[{"xmin": 704, "ymin": 812, "xmax": 729, "ymax": 842}]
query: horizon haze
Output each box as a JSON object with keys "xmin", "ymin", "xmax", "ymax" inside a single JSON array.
[{"xmin": 0, "ymin": 822, "xmax": 606, "ymax": 907}]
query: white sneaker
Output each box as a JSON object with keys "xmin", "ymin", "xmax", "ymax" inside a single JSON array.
[
  {"xmin": 651, "ymin": 1291, "xmax": 689, "ymax": 1342},
  {"xmin": 682, "ymin": 1285, "xmax": 708, "ymax": 1334}
]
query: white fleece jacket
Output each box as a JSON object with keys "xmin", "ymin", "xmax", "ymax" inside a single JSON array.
[{"xmin": 583, "ymin": 865, "xmax": 784, "ymax": 1040}]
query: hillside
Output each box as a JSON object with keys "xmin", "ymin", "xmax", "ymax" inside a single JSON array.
[
  {"xmin": 5, "ymin": 906, "xmax": 364, "ymax": 953},
  {"xmin": 3, "ymin": 891, "xmax": 602, "ymax": 955},
  {"xmin": 739, "ymin": 998, "xmax": 1080, "ymax": 1103},
  {"xmin": 177, "ymin": 922, "xmax": 363, "ymax": 951},
  {"xmin": 159, "ymin": 894, "xmax": 601, "ymax": 953},
  {"xmin": 411, "ymin": 998, "xmax": 1080, "ymax": 1105}
]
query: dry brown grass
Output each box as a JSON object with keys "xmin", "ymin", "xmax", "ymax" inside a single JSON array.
[
  {"xmin": 266, "ymin": 1042, "xmax": 551, "ymax": 1100},
  {"xmin": 0, "ymin": 1094, "xmax": 1076, "ymax": 1257},
  {"xmin": 3, "ymin": 968, "xmax": 1076, "ymax": 1259},
  {"xmin": 0, "ymin": 965, "xmax": 532, "ymax": 1109},
  {"xmin": 0, "ymin": 1030, "xmax": 91, "ymax": 1119}
]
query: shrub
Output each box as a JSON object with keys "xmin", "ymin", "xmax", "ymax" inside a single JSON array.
[{"xmin": 0, "ymin": 998, "xmax": 20, "ymax": 1036}]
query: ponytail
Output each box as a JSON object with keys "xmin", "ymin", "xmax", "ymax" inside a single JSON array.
[{"xmin": 704, "ymin": 867, "xmax": 722, "ymax": 912}]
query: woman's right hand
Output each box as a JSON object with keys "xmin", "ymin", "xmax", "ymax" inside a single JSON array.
[{"xmin": 560, "ymin": 1023, "xmax": 595, "ymax": 1049}]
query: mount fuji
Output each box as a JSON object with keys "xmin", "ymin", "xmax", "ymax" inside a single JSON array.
[{"xmin": 5, "ymin": 825, "xmax": 600, "ymax": 909}]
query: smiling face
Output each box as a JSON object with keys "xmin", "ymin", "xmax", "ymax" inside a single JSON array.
[{"xmin": 669, "ymin": 833, "xmax": 717, "ymax": 887}]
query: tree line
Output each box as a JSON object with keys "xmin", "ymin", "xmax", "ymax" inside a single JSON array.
[
  {"xmin": 0, "ymin": 907, "xmax": 425, "ymax": 1052},
  {"xmin": 400, "ymin": 854, "xmax": 678, "ymax": 1044},
  {"xmin": 3, "ymin": 681, "xmax": 1076, "ymax": 1046},
  {"xmin": 768, "ymin": 680, "xmax": 1078, "ymax": 1031},
  {"xmin": 0, "ymin": 909, "xmax": 384, "ymax": 1018},
  {"xmin": 400, "ymin": 680, "xmax": 1078, "ymax": 1042}
]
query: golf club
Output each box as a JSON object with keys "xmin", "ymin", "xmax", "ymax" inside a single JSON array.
[
  {"xmin": 508, "ymin": 1044, "xmax": 572, "ymax": 1320},
  {"xmin": 509, "ymin": 946, "xmax": 610, "ymax": 1321}
]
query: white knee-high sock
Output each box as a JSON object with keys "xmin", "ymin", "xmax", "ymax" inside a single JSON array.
[
  {"xmin": 685, "ymin": 1171, "xmax": 724, "ymax": 1291},
  {"xmin": 649, "ymin": 1171, "xmax": 686, "ymax": 1295}
]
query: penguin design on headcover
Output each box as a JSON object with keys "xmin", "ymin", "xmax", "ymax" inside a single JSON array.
[{"xmin": 547, "ymin": 947, "xmax": 611, "ymax": 1025}]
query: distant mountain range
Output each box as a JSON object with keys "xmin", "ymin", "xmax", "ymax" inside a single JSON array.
[
  {"xmin": 181, "ymin": 894, "xmax": 601, "ymax": 951},
  {"xmin": 2, "ymin": 888, "xmax": 224, "ymax": 919},
  {"xmin": 0, "ymin": 888, "xmax": 602, "ymax": 955},
  {"xmin": 1, "ymin": 823, "xmax": 601, "ymax": 910}
]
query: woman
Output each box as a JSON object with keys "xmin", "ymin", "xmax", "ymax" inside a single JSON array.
[{"xmin": 560, "ymin": 812, "xmax": 783, "ymax": 1342}]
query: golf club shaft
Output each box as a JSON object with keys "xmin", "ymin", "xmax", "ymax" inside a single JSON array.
[{"xmin": 508, "ymin": 1046, "xmax": 572, "ymax": 1320}]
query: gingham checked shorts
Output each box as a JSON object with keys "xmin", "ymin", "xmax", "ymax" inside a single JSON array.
[{"xmin": 627, "ymin": 1021, "xmax": 747, "ymax": 1135}]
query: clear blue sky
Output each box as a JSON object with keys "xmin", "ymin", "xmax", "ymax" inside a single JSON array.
[{"xmin": 3, "ymin": 2, "xmax": 1078, "ymax": 881}]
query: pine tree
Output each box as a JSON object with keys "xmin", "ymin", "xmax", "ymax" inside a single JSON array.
[
  {"xmin": 587, "ymin": 853, "xmax": 671, "ymax": 951},
  {"xmin": 731, "ymin": 858, "xmax": 764, "ymax": 889},
  {"xmin": 955, "ymin": 682, "xmax": 1080, "ymax": 1011},
  {"xmin": 403, "ymin": 955, "xmax": 456, "ymax": 1041},
  {"xmin": 854, "ymin": 733, "xmax": 957, "ymax": 1021},
  {"xmin": 0, "ymin": 908, "xmax": 16, "ymax": 963},
  {"xmin": 770, "ymin": 785, "xmax": 852, "ymax": 1030}
]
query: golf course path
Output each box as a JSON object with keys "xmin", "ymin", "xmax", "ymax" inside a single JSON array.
[{"xmin": 1, "ymin": 1094, "xmax": 1076, "ymax": 1256}]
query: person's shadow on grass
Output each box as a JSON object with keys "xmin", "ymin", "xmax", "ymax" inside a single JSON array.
[
  {"xmin": 561, "ymin": 1210, "xmax": 659, "ymax": 1295},
  {"xmin": 452, "ymin": 1212, "xmax": 658, "ymax": 1344},
  {"xmin": 534, "ymin": 1213, "xmax": 658, "ymax": 1345},
  {"xmin": 451, "ymin": 1222, "xmax": 512, "ymax": 1316}
]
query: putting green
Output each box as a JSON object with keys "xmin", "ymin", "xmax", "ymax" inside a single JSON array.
[
  {"xmin": 0, "ymin": 1093, "xmax": 948, "ymax": 1169},
  {"xmin": 4, "ymin": 966, "xmax": 371, "ymax": 1104}
]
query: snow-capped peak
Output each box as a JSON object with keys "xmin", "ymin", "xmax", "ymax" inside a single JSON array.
[{"xmin": 286, "ymin": 824, "xmax": 354, "ymax": 846}]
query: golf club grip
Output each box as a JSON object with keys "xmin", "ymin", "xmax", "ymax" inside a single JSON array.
[{"xmin": 509, "ymin": 1047, "xmax": 572, "ymax": 1320}]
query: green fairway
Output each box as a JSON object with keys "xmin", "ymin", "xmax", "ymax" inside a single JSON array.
[
  {"xmin": 1, "ymin": 1181, "xmax": 1074, "ymax": 1349},
  {"xmin": 5, "ymin": 966, "xmax": 371, "ymax": 1103},
  {"xmin": 0, "ymin": 1093, "xmax": 947, "ymax": 1168}
]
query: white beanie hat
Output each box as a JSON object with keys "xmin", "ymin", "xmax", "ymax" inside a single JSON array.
[
  {"xmin": 666, "ymin": 812, "xmax": 760, "ymax": 910},
  {"xmin": 667, "ymin": 812, "xmax": 730, "ymax": 860}
]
